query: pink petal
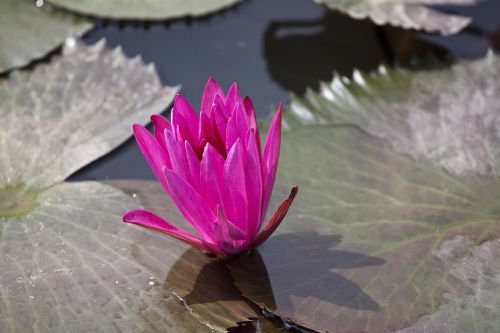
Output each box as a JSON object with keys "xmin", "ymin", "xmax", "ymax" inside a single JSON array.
[
  {"xmin": 199, "ymin": 112, "xmax": 219, "ymax": 152},
  {"xmin": 133, "ymin": 124, "xmax": 171, "ymax": 194},
  {"xmin": 225, "ymin": 114, "xmax": 239, "ymax": 153},
  {"xmin": 163, "ymin": 167, "xmax": 217, "ymax": 243},
  {"xmin": 244, "ymin": 97, "xmax": 261, "ymax": 155},
  {"xmin": 196, "ymin": 138, "xmax": 207, "ymax": 160},
  {"xmin": 261, "ymin": 105, "xmax": 282, "ymax": 221},
  {"xmin": 200, "ymin": 105, "xmax": 226, "ymax": 157},
  {"xmin": 212, "ymin": 207, "xmax": 248, "ymax": 254},
  {"xmin": 226, "ymin": 103, "xmax": 250, "ymax": 151},
  {"xmin": 171, "ymin": 94, "xmax": 199, "ymax": 147},
  {"xmin": 252, "ymin": 186, "xmax": 298, "ymax": 248},
  {"xmin": 235, "ymin": 104, "xmax": 250, "ymax": 145},
  {"xmin": 184, "ymin": 140, "xmax": 201, "ymax": 191},
  {"xmin": 243, "ymin": 97, "xmax": 257, "ymax": 129},
  {"xmin": 200, "ymin": 144, "xmax": 225, "ymax": 211},
  {"xmin": 209, "ymin": 96, "xmax": 229, "ymax": 157},
  {"xmin": 151, "ymin": 114, "xmax": 172, "ymax": 152},
  {"xmin": 201, "ymin": 77, "xmax": 224, "ymax": 115},
  {"xmin": 123, "ymin": 209, "xmax": 219, "ymax": 252},
  {"xmin": 222, "ymin": 139, "xmax": 248, "ymax": 231},
  {"xmin": 245, "ymin": 129, "xmax": 263, "ymax": 236},
  {"xmin": 225, "ymin": 82, "xmax": 243, "ymax": 118},
  {"xmin": 213, "ymin": 95, "xmax": 228, "ymax": 142},
  {"xmin": 164, "ymin": 129, "xmax": 191, "ymax": 183}
]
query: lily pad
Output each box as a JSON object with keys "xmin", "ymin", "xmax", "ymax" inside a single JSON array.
[
  {"xmin": 395, "ymin": 237, "xmax": 500, "ymax": 332},
  {"xmin": 46, "ymin": 0, "xmax": 242, "ymax": 20},
  {"xmin": 288, "ymin": 53, "xmax": 500, "ymax": 177},
  {"xmin": 225, "ymin": 55, "xmax": 500, "ymax": 332},
  {"xmin": 0, "ymin": 39, "xmax": 249, "ymax": 332},
  {"xmin": 312, "ymin": 0, "xmax": 475, "ymax": 35},
  {"xmin": 0, "ymin": 182, "xmax": 211, "ymax": 332},
  {"xmin": 0, "ymin": 0, "xmax": 92, "ymax": 73},
  {"xmin": 0, "ymin": 38, "xmax": 177, "ymax": 189}
]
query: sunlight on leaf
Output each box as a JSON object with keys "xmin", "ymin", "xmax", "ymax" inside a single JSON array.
[
  {"xmin": 0, "ymin": 180, "xmax": 257, "ymax": 332},
  {"xmin": 0, "ymin": 0, "xmax": 92, "ymax": 73},
  {"xmin": 395, "ymin": 237, "xmax": 500, "ymax": 332},
  {"xmin": 312, "ymin": 0, "xmax": 475, "ymax": 35},
  {"xmin": 0, "ymin": 182, "xmax": 210, "ymax": 332},
  {"xmin": 289, "ymin": 52, "xmax": 500, "ymax": 177},
  {"xmin": 46, "ymin": 0, "xmax": 242, "ymax": 20},
  {"xmin": 0, "ymin": 39, "xmax": 178, "ymax": 190}
]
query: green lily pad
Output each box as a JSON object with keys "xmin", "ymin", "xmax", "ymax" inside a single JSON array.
[
  {"xmin": 288, "ymin": 53, "xmax": 500, "ymax": 177},
  {"xmin": 312, "ymin": 0, "xmax": 475, "ymax": 35},
  {"xmin": 395, "ymin": 237, "xmax": 500, "ymax": 332},
  {"xmin": 226, "ymin": 55, "xmax": 500, "ymax": 332},
  {"xmin": 0, "ymin": 0, "xmax": 92, "ymax": 73},
  {"xmin": 0, "ymin": 39, "xmax": 252, "ymax": 332},
  {"xmin": 0, "ymin": 38, "xmax": 177, "ymax": 190},
  {"xmin": 0, "ymin": 182, "xmax": 211, "ymax": 332},
  {"xmin": 46, "ymin": 0, "xmax": 242, "ymax": 20}
]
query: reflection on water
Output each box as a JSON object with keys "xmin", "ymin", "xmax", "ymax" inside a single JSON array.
[
  {"xmin": 262, "ymin": 10, "xmax": 461, "ymax": 95},
  {"xmin": 465, "ymin": 24, "xmax": 500, "ymax": 52},
  {"xmin": 486, "ymin": 29, "xmax": 500, "ymax": 51},
  {"xmin": 263, "ymin": 12, "xmax": 386, "ymax": 94},
  {"xmin": 382, "ymin": 28, "xmax": 451, "ymax": 67}
]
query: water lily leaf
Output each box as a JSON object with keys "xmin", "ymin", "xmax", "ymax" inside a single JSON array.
[
  {"xmin": 230, "ymin": 125, "xmax": 500, "ymax": 332},
  {"xmin": 288, "ymin": 53, "xmax": 500, "ymax": 177},
  {"xmin": 46, "ymin": 0, "xmax": 241, "ymax": 20},
  {"xmin": 0, "ymin": 0, "xmax": 92, "ymax": 73},
  {"xmin": 226, "ymin": 55, "xmax": 500, "ymax": 332},
  {"xmin": 0, "ymin": 182, "xmax": 212, "ymax": 332},
  {"xmin": 395, "ymin": 237, "xmax": 500, "ymax": 333},
  {"xmin": 0, "ymin": 38, "xmax": 178, "ymax": 189},
  {"xmin": 312, "ymin": 0, "xmax": 475, "ymax": 35}
]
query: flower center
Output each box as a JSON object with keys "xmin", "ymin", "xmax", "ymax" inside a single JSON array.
[{"xmin": 0, "ymin": 185, "xmax": 39, "ymax": 219}]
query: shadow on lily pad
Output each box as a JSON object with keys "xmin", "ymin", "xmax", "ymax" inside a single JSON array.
[
  {"xmin": 228, "ymin": 232, "xmax": 384, "ymax": 313},
  {"xmin": 161, "ymin": 231, "xmax": 383, "ymax": 331},
  {"xmin": 162, "ymin": 247, "xmax": 260, "ymax": 330}
]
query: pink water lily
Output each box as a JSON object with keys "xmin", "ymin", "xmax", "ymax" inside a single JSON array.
[{"xmin": 123, "ymin": 78, "xmax": 298, "ymax": 254}]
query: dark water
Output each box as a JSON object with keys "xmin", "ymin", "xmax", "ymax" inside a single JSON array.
[{"xmin": 70, "ymin": 0, "xmax": 500, "ymax": 182}]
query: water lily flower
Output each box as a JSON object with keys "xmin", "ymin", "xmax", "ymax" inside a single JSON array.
[{"xmin": 123, "ymin": 78, "xmax": 298, "ymax": 255}]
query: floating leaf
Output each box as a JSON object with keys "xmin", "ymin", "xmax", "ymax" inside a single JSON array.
[
  {"xmin": 312, "ymin": 0, "xmax": 475, "ymax": 35},
  {"xmin": 0, "ymin": 39, "xmax": 177, "ymax": 189},
  {"xmin": 46, "ymin": 0, "xmax": 242, "ymax": 20},
  {"xmin": 0, "ymin": 40, "xmax": 250, "ymax": 332},
  {"xmin": 0, "ymin": 0, "xmax": 92, "ymax": 73},
  {"xmin": 226, "ymin": 55, "xmax": 500, "ymax": 332},
  {"xmin": 0, "ymin": 181, "xmax": 257, "ymax": 332},
  {"xmin": 395, "ymin": 237, "xmax": 500, "ymax": 332},
  {"xmin": 0, "ymin": 182, "xmax": 211, "ymax": 332},
  {"xmin": 288, "ymin": 53, "xmax": 500, "ymax": 177}
]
